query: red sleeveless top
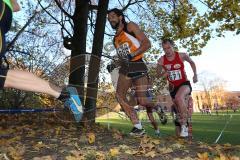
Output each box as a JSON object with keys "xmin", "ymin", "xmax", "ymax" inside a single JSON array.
[{"xmin": 163, "ymin": 52, "xmax": 188, "ymax": 87}]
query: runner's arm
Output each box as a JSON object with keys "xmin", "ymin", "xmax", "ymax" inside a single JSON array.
[
  {"xmin": 181, "ymin": 53, "xmax": 198, "ymax": 83},
  {"xmin": 127, "ymin": 22, "xmax": 151, "ymax": 57},
  {"xmin": 156, "ymin": 57, "xmax": 167, "ymax": 78}
]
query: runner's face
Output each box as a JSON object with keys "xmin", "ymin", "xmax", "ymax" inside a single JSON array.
[
  {"xmin": 162, "ymin": 42, "xmax": 174, "ymax": 56},
  {"xmin": 107, "ymin": 12, "xmax": 120, "ymax": 30}
]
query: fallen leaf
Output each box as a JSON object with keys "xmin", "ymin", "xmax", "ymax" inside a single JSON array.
[
  {"xmin": 229, "ymin": 156, "xmax": 240, "ymax": 160},
  {"xmin": 215, "ymin": 144, "xmax": 222, "ymax": 151},
  {"xmin": 0, "ymin": 139, "xmax": 9, "ymax": 146},
  {"xmin": 7, "ymin": 145, "xmax": 25, "ymax": 160},
  {"xmin": 119, "ymin": 144, "xmax": 130, "ymax": 151},
  {"xmin": 65, "ymin": 150, "xmax": 84, "ymax": 160},
  {"xmin": 141, "ymin": 135, "xmax": 150, "ymax": 144},
  {"xmin": 33, "ymin": 141, "xmax": 48, "ymax": 151},
  {"xmin": 140, "ymin": 143, "xmax": 155, "ymax": 151},
  {"xmin": 151, "ymin": 139, "xmax": 161, "ymax": 145},
  {"xmin": 8, "ymin": 136, "xmax": 21, "ymax": 144},
  {"xmin": 79, "ymin": 135, "xmax": 88, "ymax": 144},
  {"xmin": 236, "ymin": 145, "xmax": 240, "ymax": 148},
  {"xmin": 109, "ymin": 148, "xmax": 119, "ymax": 157},
  {"xmin": 0, "ymin": 128, "xmax": 15, "ymax": 135},
  {"xmin": 223, "ymin": 143, "xmax": 231, "ymax": 147},
  {"xmin": 96, "ymin": 151, "xmax": 105, "ymax": 160},
  {"xmin": 70, "ymin": 150, "xmax": 83, "ymax": 157},
  {"xmin": 26, "ymin": 130, "xmax": 36, "ymax": 137},
  {"xmin": 199, "ymin": 144, "xmax": 209, "ymax": 149},
  {"xmin": 55, "ymin": 126, "xmax": 62, "ymax": 135},
  {"xmin": 125, "ymin": 149, "xmax": 139, "ymax": 155},
  {"xmin": 112, "ymin": 132, "xmax": 123, "ymax": 140},
  {"xmin": 197, "ymin": 152, "xmax": 209, "ymax": 160},
  {"xmin": 0, "ymin": 153, "xmax": 9, "ymax": 160},
  {"xmin": 177, "ymin": 138, "xmax": 185, "ymax": 144},
  {"xmin": 33, "ymin": 155, "xmax": 53, "ymax": 160},
  {"xmin": 65, "ymin": 156, "xmax": 79, "ymax": 160},
  {"xmin": 138, "ymin": 147, "xmax": 146, "ymax": 154},
  {"xmin": 87, "ymin": 132, "xmax": 95, "ymax": 144},
  {"xmin": 171, "ymin": 143, "xmax": 185, "ymax": 149},
  {"xmin": 174, "ymin": 157, "xmax": 195, "ymax": 160},
  {"xmin": 214, "ymin": 153, "xmax": 235, "ymax": 160},
  {"xmin": 159, "ymin": 147, "xmax": 173, "ymax": 154},
  {"xmin": 145, "ymin": 150, "xmax": 156, "ymax": 158}
]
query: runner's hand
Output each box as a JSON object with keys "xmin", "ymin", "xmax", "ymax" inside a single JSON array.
[
  {"xmin": 118, "ymin": 52, "xmax": 136, "ymax": 61},
  {"xmin": 127, "ymin": 52, "xmax": 137, "ymax": 61},
  {"xmin": 193, "ymin": 74, "xmax": 198, "ymax": 83},
  {"xmin": 117, "ymin": 54, "xmax": 129, "ymax": 63},
  {"xmin": 107, "ymin": 63, "xmax": 116, "ymax": 73}
]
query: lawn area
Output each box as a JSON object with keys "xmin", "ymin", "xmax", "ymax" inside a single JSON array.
[{"xmin": 96, "ymin": 111, "xmax": 240, "ymax": 145}]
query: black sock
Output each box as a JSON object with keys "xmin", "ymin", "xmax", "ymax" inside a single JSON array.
[{"xmin": 57, "ymin": 87, "xmax": 70, "ymax": 102}]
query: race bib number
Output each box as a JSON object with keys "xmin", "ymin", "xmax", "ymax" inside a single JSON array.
[
  {"xmin": 116, "ymin": 42, "xmax": 130, "ymax": 57},
  {"xmin": 168, "ymin": 70, "xmax": 182, "ymax": 81}
]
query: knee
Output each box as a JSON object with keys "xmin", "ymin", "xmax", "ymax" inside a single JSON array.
[{"xmin": 174, "ymin": 95, "xmax": 184, "ymax": 105}]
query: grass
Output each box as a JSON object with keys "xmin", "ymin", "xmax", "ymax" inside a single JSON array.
[{"xmin": 96, "ymin": 111, "xmax": 240, "ymax": 145}]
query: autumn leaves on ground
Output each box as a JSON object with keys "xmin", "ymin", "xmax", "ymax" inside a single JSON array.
[{"xmin": 0, "ymin": 112, "xmax": 240, "ymax": 160}]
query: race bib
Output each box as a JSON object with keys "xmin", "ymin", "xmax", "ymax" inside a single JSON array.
[
  {"xmin": 116, "ymin": 42, "xmax": 130, "ymax": 57},
  {"xmin": 168, "ymin": 70, "xmax": 182, "ymax": 81}
]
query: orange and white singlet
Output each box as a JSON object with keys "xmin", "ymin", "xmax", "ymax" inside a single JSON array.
[
  {"xmin": 163, "ymin": 52, "xmax": 188, "ymax": 87},
  {"xmin": 114, "ymin": 23, "xmax": 143, "ymax": 61}
]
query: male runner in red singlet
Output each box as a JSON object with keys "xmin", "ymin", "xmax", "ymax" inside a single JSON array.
[{"xmin": 157, "ymin": 39, "xmax": 198, "ymax": 137}]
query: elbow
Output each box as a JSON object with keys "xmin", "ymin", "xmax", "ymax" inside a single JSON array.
[
  {"xmin": 190, "ymin": 61, "xmax": 196, "ymax": 66},
  {"xmin": 189, "ymin": 62, "xmax": 196, "ymax": 69}
]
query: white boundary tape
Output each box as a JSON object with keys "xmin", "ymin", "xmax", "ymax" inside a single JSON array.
[{"xmin": 214, "ymin": 114, "xmax": 233, "ymax": 143}]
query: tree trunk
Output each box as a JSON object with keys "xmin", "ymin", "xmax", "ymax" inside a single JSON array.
[
  {"xmin": 69, "ymin": 0, "xmax": 89, "ymax": 103},
  {"xmin": 84, "ymin": 0, "xmax": 109, "ymax": 124}
]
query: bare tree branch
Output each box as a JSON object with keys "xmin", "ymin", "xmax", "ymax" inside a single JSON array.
[
  {"xmin": 197, "ymin": 0, "xmax": 215, "ymax": 10},
  {"xmin": 89, "ymin": 5, "xmax": 98, "ymax": 10},
  {"xmin": 104, "ymin": 32, "xmax": 115, "ymax": 37},
  {"xmin": 37, "ymin": 0, "xmax": 72, "ymax": 37},
  {"xmin": 88, "ymin": 10, "xmax": 95, "ymax": 36},
  {"xmin": 53, "ymin": 0, "xmax": 73, "ymax": 18},
  {"xmin": 7, "ymin": 11, "xmax": 39, "ymax": 51},
  {"xmin": 89, "ymin": 0, "xmax": 98, "ymax": 10},
  {"xmin": 122, "ymin": 0, "xmax": 145, "ymax": 11}
]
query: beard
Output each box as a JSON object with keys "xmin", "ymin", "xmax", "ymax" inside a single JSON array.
[{"xmin": 110, "ymin": 21, "xmax": 120, "ymax": 30}]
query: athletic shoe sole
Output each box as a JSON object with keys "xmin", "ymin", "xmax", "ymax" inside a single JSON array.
[{"xmin": 66, "ymin": 87, "xmax": 83, "ymax": 122}]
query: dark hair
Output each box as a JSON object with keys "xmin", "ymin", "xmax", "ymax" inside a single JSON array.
[
  {"xmin": 162, "ymin": 39, "xmax": 175, "ymax": 46},
  {"xmin": 107, "ymin": 8, "xmax": 126, "ymax": 24},
  {"xmin": 108, "ymin": 8, "xmax": 123, "ymax": 16}
]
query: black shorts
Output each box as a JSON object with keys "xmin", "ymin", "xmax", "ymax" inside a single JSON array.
[
  {"xmin": 170, "ymin": 81, "xmax": 192, "ymax": 99},
  {"xmin": 0, "ymin": 0, "xmax": 12, "ymax": 55},
  {"xmin": 119, "ymin": 59, "xmax": 148, "ymax": 79},
  {"xmin": 0, "ymin": 0, "xmax": 12, "ymax": 90},
  {"xmin": 0, "ymin": 68, "xmax": 8, "ymax": 89}
]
